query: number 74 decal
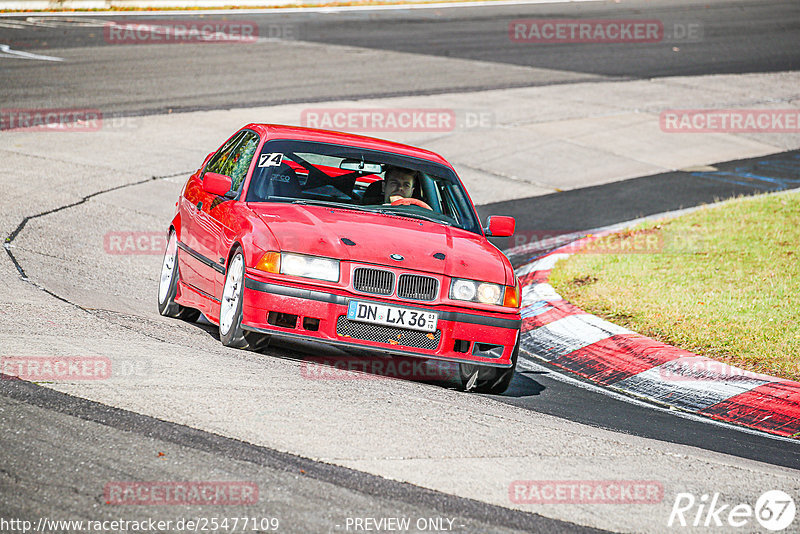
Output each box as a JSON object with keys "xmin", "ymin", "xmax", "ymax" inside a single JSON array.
[{"xmin": 258, "ymin": 153, "xmax": 284, "ymax": 167}]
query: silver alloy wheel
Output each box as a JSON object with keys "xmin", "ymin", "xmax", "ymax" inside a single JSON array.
[
  {"xmin": 460, "ymin": 363, "xmax": 479, "ymax": 391},
  {"xmin": 158, "ymin": 232, "xmax": 178, "ymax": 305},
  {"xmin": 220, "ymin": 254, "xmax": 244, "ymax": 336}
]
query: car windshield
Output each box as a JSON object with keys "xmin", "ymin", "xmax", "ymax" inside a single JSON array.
[{"xmin": 244, "ymin": 139, "xmax": 482, "ymax": 234}]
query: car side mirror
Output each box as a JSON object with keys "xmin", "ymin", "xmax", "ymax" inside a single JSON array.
[
  {"xmin": 485, "ymin": 215, "xmax": 515, "ymax": 237},
  {"xmin": 203, "ymin": 172, "xmax": 233, "ymax": 197}
]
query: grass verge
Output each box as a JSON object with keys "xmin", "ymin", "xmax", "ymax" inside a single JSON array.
[{"xmin": 549, "ymin": 191, "xmax": 800, "ymax": 382}]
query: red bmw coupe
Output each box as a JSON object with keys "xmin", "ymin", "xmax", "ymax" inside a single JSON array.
[{"xmin": 158, "ymin": 124, "xmax": 521, "ymax": 393}]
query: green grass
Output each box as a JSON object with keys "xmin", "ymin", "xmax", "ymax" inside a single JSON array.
[{"xmin": 550, "ymin": 191, "xmax": 800, "ymax": 382}]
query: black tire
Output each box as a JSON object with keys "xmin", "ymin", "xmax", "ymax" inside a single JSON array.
[
  {"xmin": 158, "ymin": 230, "xmax": 200, "ymax": 322},
  {"xmin": 219, "ymin": 250, "xmax": 269, "ymax": 350},
  {"xmin": 459, "ymin": 337, "xmax": 519, "ymax": 394}
]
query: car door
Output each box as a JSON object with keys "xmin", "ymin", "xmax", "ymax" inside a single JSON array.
[
  {"xmin": 195, "ymin": 130, "xmax": 261, "ymax": 298},
  {"xmin": 179, "ymin": 131, "xmax": 245, "ymax": 298}
]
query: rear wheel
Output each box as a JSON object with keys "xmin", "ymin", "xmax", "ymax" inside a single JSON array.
[
  {"xmin": 158, "ymin": 230, "xmax": 200, "ymax": 322},
  {"xmin": 219, "ymin": 250, "xmax": 269, "ymax": 350},
  {"xmin": 459, "ymin": 338, "xmax": 519, "ymax": 394}
]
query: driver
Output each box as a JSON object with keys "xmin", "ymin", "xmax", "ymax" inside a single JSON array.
[{"xmin": 383, "ymin": 166, "xmax": 433, "ymax": 210}]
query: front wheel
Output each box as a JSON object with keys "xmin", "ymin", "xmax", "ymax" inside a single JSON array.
[
  {"xmin": 219, "ymin": 250, "xmax": 269, "ymax": 350},
  {"xmin": 158, "ymin": 230, "xmax": 200, "ymax": 322},
  {"xmin": 459, "ymin": 338, "xmax": 519, "ymax": 394}
]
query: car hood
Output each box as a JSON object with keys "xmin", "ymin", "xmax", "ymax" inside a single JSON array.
[{"xmin": 248, "ymin": 203, "xmax": 510, "ymax": 284}]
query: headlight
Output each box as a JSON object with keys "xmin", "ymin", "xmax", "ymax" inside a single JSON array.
[
  {"xmin": 255, "ymin": 251, "xmax": 340, "ymax": 282},
  {"xmin": 449, "ymin": 278, "xmax": 503, "ymax": 305},
  {"xmin": 477, "ymin": 283, "xmax": 502, "ymax": 304},
  {"xmin": 450, "ymin": 279, "xmax": 477, "ymax": 301},
  {"xmin": 280, "ymin": 253, "xmax": 340, "ymax": 282}
]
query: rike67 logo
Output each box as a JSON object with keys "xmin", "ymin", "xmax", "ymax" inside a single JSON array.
[{"xmin": 669, "ymin": 490, "xmax": 796, "ymax": 531}]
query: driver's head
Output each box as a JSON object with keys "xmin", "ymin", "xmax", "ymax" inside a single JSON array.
[{"xmin": 383, "ymin": 167, "xmax": 417, "ymax": 203}]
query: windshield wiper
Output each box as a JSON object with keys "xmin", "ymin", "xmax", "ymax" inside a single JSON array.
[
  {"xmin": 376, "ymin": 208, "xmax": 453, "ymax": 226},
  {"xmin": 291, "ymin": 199, "xmax": 378, "ymax": 213}
]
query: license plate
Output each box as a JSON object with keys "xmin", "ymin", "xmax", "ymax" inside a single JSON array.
[{"xmin": 347, "ymin": 301, "xmax": 438, "ymax": 333}]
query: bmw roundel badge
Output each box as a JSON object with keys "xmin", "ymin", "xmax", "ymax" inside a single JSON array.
[{"xmin": 390, "ymin": 254, "xmax": 404, "ymax": 261}]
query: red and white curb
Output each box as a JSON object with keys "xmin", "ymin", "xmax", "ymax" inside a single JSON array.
[{"xmin": 513, "ymin": 238, "xmax": 800, "ymax": 440}]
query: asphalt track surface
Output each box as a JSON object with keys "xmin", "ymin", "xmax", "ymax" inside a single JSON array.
[
  {"xmin": 479, "ymin": 150, "xmax": 800, "ymax": 238},
  {"xmin": 0, "ymin": 0, "xmax": 797, "ymax": 116},
  {"xmin": 2, "ymin": 0, "xmax": 800, "ymax": 531},
  {"xmin": 1, "ymin": 377, "xmax": 594, "ymax": 533}
]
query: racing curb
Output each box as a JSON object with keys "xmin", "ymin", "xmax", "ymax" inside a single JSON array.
[{"xmin": 513, "ymin": 234, "xmax": 800, "ymax": 440}]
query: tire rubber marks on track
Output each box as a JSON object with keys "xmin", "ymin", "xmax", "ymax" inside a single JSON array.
[
  {"xmin": 701, "ymin": 382, "xmax": 800, "ymax": 438},
  {"xmin": 550, "ymin": 334, "xmax": 686, "ymax": 386},
  {"xmin": 523, "ymin": 313, "xmax": 631, "ymax": 361},
  {"xmin": 615, "ymin": 365, "xmax": 769, "ymax": 412}
]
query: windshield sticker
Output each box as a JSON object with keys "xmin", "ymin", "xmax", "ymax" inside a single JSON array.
[{"xmin": 258, "ymin": 153, "xmax": 284, "ymax": 167}]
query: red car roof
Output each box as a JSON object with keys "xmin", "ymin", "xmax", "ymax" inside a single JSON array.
[{"xmin": 244, "ymin": 124, "xmax": 453, "ymax": 168}]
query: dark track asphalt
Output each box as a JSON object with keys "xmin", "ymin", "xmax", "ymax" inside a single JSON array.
[
  {"xmin": 0, "ymin": 0, "xmax": 797, "ymax": 116},
  {"xmin": 503, "ymin": 362, "xmax": 800, "ymax": 471},
  {"xmin": 295, "ymin": 0, "xmax": 800, "ymax": 78},
  {"xmin": 0, "ymin": 376, "xmax": 598, "ymax": 534},
  {"xmin": 479, "ymin": 150, "xmax": 800, "ymax": 254}
]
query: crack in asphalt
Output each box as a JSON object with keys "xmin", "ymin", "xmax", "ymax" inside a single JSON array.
[
  {"xmin": 2, "ymin": 171, "xmax": 188, "ymax": 311},
  {"xmin": 0, "ymin": 175, "xmax": 225, "ymax": 351}
]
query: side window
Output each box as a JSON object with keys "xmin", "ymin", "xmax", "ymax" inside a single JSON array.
[
  {"xmin": 227, "ymin": 132, "xmax": 260, "ymax": 192},
  {"xmin": 204, "ymin": 132, "xmax": 245, "ymax": 180}
]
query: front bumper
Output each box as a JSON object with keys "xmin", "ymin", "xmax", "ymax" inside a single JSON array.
[{"xmin": 241, "ymin": 273, "xmax": 521, "ymax": 367}]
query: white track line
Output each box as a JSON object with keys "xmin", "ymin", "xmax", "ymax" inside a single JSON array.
[{"xmin": 0, "ymin": 44, "xmax": 63, "ymax": 61}]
